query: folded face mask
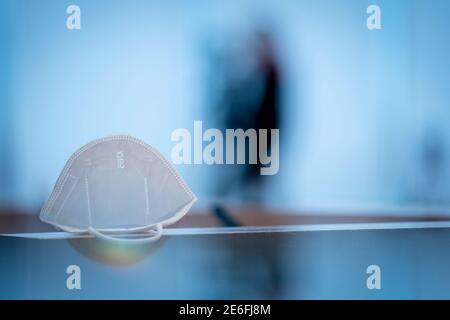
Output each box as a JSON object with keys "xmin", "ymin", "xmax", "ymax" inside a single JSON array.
[{"xmin": 40, "ymin": 135, "xmax": 197, "ymax": 244}]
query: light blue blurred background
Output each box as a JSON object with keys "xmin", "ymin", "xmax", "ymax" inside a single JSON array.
[{"xmin": 1, "ymin": 0, "xmax": 450, "ymax": 215}]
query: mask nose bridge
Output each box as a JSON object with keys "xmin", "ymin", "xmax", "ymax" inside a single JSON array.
[
  {"xmin": 128, "ymin": 152, "xmax": 168, "ymax": 225},
  {"xmin": 126, "ymin": 155, "xmax": 152, "ymax": 225},
  {"xmin": 83, "ymin": 158, "xmax": 94, "ymax": 228},
  {"xmin": 52, "ymin": 174, "xmax": 79, "ymax": 222},
  {"xmin": 143, "ymin": 162, "xmax": 152, "ymax": 224},
  {"xmin": 83, "ymin": 152, "xmax": 155, "ymax": 229},
  {"xmin": 145, "ymin": 164, "xmax": 170, "ymax": 224}
]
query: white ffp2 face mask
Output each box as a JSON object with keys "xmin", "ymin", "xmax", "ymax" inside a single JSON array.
[{"xmin": 40, "ymin": 135, "xmax": 197, "ymax": 243}]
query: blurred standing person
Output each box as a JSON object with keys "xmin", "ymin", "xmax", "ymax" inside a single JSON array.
[
  {"xmin": 212, "ymin": 29, "xmax": 283, "ymax": 202},
  {"xmin": 248, "ymin": 31, "xmax": 282, "ymax": 194},
  {"xmin": 419, "ymin": 125, "xmax": 448, "ymax": 205},
  {"xmin": 203, "ymin": 28, "xmax": 287, "ymax": 298}
]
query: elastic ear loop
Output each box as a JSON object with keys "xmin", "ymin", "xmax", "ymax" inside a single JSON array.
[{"xmin": 87, "ymin": 223, "xmax": 163, "ymax": 244}]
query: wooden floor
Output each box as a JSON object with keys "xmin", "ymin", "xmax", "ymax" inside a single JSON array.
[{"xmin": 1, "ymin": 205, "xmax": 450, "ymax": 233}]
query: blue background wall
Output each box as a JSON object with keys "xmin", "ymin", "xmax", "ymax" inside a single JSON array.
[{"xmin": 1, "ymin": 0, "xmax": 450, "ymax": 214}]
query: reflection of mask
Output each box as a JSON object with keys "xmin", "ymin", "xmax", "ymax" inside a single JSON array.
[{"xmin": 40, "ymin": 135, "xmax": 197, "ymax": 244}]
